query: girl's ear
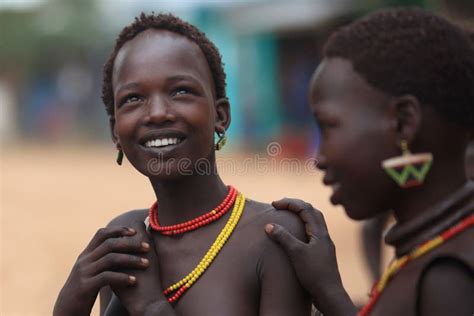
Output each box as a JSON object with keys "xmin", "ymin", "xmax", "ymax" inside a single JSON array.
[
  {"xmin": 214, "ymin": 98, "xmax": 231, "ymax": 134},
  {"xmin": 388, "ymin": 94, "xmax": 422, "ymax": 145},
  {"xmin": 109, "ymin": 117, "xmax": 121, "ymax": 149}
]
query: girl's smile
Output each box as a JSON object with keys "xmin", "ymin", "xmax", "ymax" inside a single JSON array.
[{"xmin": 110, "ymin": 29, "xmax": 219, "ymax": 178}]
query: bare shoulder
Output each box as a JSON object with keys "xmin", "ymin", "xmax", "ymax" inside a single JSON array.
[
  {"xmin": 238, "ymin": 198, "xmax": 306, "ymax": 242},
  {"xmin": 237, "ymin": 199, "xmax": 312, "ymax": 314},
  {"xmin": 106, "ymin": 209, "xmax": 149, "ymax": 228},
  {"xmin": 418, "ymin": 257, "xmax": 474, "ymax": 315}
]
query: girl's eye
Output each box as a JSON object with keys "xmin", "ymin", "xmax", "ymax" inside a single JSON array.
[
  {"xmin": 120, "ymin": 95, "xmax": 143, "ymax": 106},
  {"xmin": 175, "ymin": 88, "xmax": 188, "ymax": 96},
  {"xmin": 173, "ymin": 86, "xmax": 197, "ymax": 97},
  {"xmin": 125, "ymin": 95, "xmax": 142, "ymax": 103}
]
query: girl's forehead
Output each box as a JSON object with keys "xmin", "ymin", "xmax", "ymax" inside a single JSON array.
[
  {"xmin": 112, "ymin": 29, "xmax": 212, "ymax": 87},
  {"xmin": 310, "ymin": 58, "xmax": 390, "ymax": 118}
]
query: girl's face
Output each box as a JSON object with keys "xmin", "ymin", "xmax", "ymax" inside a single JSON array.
[
  {"xmin": 111, "ymin": 29, "xmax": 226, "ymax": 179},
  {"xmin": 309, "ymin": 57, "xmax": 400, "ymax": 220}
]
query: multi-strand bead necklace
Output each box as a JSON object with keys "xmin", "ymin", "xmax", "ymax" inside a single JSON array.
[
  {"xmin": 148, "ymin": 186, "xmax": 237, "ymax": 235},
  {"xmin": 358, "ymin": 214, "xmax": 474, "ymax": 316},
  {"xmin": 147, "ymin": 185, "xmax": 245, "ymax": 303}
]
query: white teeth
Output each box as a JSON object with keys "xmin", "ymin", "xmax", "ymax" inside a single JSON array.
[{"xmin": 145, "ymin": 137, "xmax": 180, "ymax": 148}]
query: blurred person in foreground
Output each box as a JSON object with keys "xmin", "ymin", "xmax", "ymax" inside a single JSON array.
[
  {"xmin": 54, "ymin": 13, "xmax": 311, "ymax": 316},
  {"xmin": 265, "ymin": 8, "xmax": 474, "ymax": 316}
]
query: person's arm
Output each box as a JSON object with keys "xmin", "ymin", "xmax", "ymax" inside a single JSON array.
[
  {"xmin": 99, "ymin": 213, "xmax": 178, "ymax": 316},
  {"xmin": 418, "ymin": 258, "xmax": 474, "ymax": 316},
  {"xmin": 265, "ymin": 198, "xmax": 357, "ymax": 316},
  {"xmin": 258, "ymin": 211, "xmax": 312, "ymax": 315},
  {"xmin": 103, "ymin": 293, "xmax": 177, "ymax": 316},
  {"xmin": 53, "ymin": 226, "xmax": 148, "ymax": 316}
]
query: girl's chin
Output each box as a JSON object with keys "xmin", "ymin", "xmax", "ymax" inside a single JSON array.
[
  {"xmin": 143, "ymin": 167, "xmax": 193, "ymax": 179},
  {"xmin": 344, "ymin": 209, "xmax": 369, "ymax": 221},
  {"xmin": 343, "ymin": 203, "xmax": 386, "ymax": 221}
]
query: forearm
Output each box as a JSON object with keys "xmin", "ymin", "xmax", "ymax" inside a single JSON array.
[
  {"xmin": 141, "ymin": 300, "xmax": 178, "ymax": 316},
  {"xmin": 53, "ymin": 289, "xmax": 96, "ymax": 316},
  {"xmin": 106, "ymin": 295, "xmax": 178, "ymax": 316},
  {"xmin": 103, "ymin": 294, "xmax": 129, "ymax": 316},
  {"xmin": 313, "ymin": 286, "xmax": 357, "ymax": 316},
  {"xmin": 53, "ymin": 304, "xmax": 91, "ymax": 316}
]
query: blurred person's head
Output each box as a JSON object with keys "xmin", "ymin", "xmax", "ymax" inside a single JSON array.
[
  {"xmin": 310, "ymin": 7, "xmax": 474, "ymax": 220},
  {"xmin": 101, "ymin": 13, "xmax": 230, "ymax": 179}
]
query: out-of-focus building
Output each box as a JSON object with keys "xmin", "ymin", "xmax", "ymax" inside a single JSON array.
[{"xmin": 1, "ymin": 0, "xmax": 472, "ymax": 155}]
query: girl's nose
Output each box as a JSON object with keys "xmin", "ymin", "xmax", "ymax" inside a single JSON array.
[{"xmin": 146, "ymin": 96, "xmax": 176, "ymax": 124}]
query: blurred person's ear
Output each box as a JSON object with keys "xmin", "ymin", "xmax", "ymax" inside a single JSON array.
[
  {"xmin": 388, "ymin": 95, "xmax": 422, "ymax": 146},
  {"xmin": 214, "ymin": 98, "xmax": 231, "ymax": 133}
]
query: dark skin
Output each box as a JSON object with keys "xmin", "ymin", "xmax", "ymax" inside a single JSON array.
[
  {"xmin": 466, "ymin": 141, "xmax": 474, "ymax": 180},
  {"xmin": 265, "ymin": 57, "xmax": 473, "ymax": 315},
  {"xmin": 54, "ymin": 29, "xmax": 311, "ymax": 316},
  {"xmin": 360, "ymin": 212, "xmax": 390, "ymax": 282}
]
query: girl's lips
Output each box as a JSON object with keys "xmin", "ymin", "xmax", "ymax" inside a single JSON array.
[
  {"xmin": 139, "ymin": 138, "xmax": 186, "ymax": 157},
  {"xmin": 139, "ymin": 129, "xmax": 187, "ymax": 146}
]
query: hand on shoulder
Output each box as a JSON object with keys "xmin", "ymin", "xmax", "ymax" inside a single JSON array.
[
  {"xmin": 53, "ymin": 211, "xmax": 150, "ymax": 316},
  {"xmin": 265, "ymin": 197, "xmax": 356, "ymax": 316}
]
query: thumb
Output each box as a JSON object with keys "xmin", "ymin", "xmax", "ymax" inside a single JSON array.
[{"xmin": 265, "ymin": 223, "xmax": 302, "ymax": 256}]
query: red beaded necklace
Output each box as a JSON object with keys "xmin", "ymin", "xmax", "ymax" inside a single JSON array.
[{"xmin": 148, "ymin": 185, "xmax": 237, "ymax": 235}]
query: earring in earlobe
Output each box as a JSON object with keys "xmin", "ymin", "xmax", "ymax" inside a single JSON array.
[
  {"xmin": 215, "ymin": 131, "xmax": 227, "ymax": 151},
  {"xmin": 381, "ymin": 140, "xmax": 433, "ymax": 188},
  {"xmin": 116, "ymin": 149, "xmax": 124, "ymax": 166}
]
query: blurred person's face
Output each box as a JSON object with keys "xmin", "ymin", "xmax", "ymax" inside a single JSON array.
[
  {"xmin": 466, "ymin": 142, "xmax": 474, "ymax": 180},
  {"xmin": 309, "ymin": 58, "xmax": 400, "ymax": 220},
  {"xmin": 110, "ymin": 29, "xmax": 226, "ymax": 179}
]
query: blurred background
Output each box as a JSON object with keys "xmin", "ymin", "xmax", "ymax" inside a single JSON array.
[{"xmin": 1, "ymin": 0, "xmax": 473, "ymax": 315}]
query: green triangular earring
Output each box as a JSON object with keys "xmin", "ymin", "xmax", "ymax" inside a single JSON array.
[
  {"xmin": 116, "ymin": 149, "xmax": 124, "ymax": 166},
  {"xmin": 215, "ymin": 132, "xmax": 227, "ymax": 151},
  {"xmin": 381, "ymin": 140, "xmax": 433, "ymax": 188}
]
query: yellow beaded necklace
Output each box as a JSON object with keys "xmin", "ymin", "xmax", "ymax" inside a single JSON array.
[{"xmin": 162, "ymin": 192, "xmax": 245, "ymax": 303}]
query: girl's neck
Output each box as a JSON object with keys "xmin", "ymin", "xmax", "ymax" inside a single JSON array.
[
  {"xmin": 392, "ymin": 171, "xmax": 466, "ymax": 224},
  {"xmin": 149, "ymin": 173, "xmax": 229, "ymax": 226},
  {"xmin": 386, "ymin": 180, "xmax": 473, "ymax": 256},
  {"xmin": 392, "ymin": 161, "xmax": 466, "ymax": 224}
]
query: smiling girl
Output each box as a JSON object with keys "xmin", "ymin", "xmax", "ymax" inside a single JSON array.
[{"xmin": 53, "ymin": 13, "xmax": 311, "ymax": 316}]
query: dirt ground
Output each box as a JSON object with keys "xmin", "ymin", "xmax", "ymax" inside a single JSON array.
[{"xmin": 1, "ymin": 144, "xmax": 390, "ymax": 315}]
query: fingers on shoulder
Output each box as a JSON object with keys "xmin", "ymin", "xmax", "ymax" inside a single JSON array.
[
  {"xmin": 269, "ymin": 208, "xmax": 307, "ymax": 242},
  {"xmin": 272, "ymin": 197, "xmax": 312, "ymax": 212},
  {"xmin": 268, "ymin": 223, "xmax": 306, "ymax": 256},
  {"xmin": 270, "ymin": 200, "xmax": 328, "ymax": 240}
]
